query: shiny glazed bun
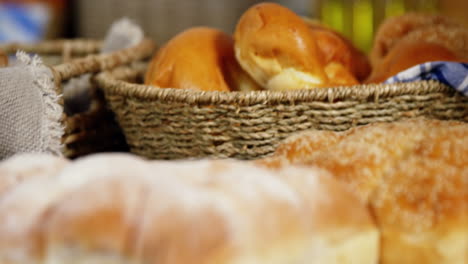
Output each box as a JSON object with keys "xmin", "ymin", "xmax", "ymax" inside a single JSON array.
[
  {"xmin": 145, "ymin": 27, "xmax": 261, "ymax": 92},
  {"xmin": 370, "ymin": 13, "xmax": 458, "ymax": 66},
  {"xmin": 234, "ymin": 3, "xmax": 330, "ymax": 91}
]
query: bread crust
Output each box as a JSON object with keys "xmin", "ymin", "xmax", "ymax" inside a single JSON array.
[
  {"xmin": 257, "ymin": 119, "xmax": 468, "ymax": 263},
  {"xmin": 370, "ymin": 13, "xmax": 458, "ymax": 66},
  {"xmin": 304, "ymin": 19, "xmax": 371, "ymax": 82},
  {"xmin": 234, "ymin": 3, "xmax": 329, "ymax": 91},
  {"xmin": 145, "ymin": 27, "xmax": 260, "ymax": 92},
  {"xmin": 0, "ymin": 155, "xmax": 379, "ymax": 264}
]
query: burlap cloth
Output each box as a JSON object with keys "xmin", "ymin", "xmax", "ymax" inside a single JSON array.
[{"xmin": 0, "ymin": 18, "xmax": 144, "ymax": 160}]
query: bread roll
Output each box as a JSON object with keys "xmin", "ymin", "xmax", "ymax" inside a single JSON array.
[
  {"xmin": 367, "ymin": 22, "xmax": 468, "ymax": 83},
  {"xmin": 370, "ymin": 13, "xmax": 458, "ymax": 66},
  {"xmin": 366, "ymin": 40, "xmax": 460, "ymax": 83},
  {"xmin": 144, "ymin": 27, "xmax": 261, "ymax": 92},
  {"xmin": 0, "ymin": 50, "xmax": 7, "ymax": 67},
  {"xmin": 304, "ymin": 19, "xmax": 371, "ymax": 82},
  {"xmin": 234, "ymin": 3, "xmax": 330, "ymax": 91},
  {"xmin": 394, "ymin": 25, "xmax": 468, "ymax": 62},
  {"xmin": 257, "ymin": 118, "xmax": 468, "ymax": 263},
  {"xmin": 258, "ymin": 120, "xmax": 429, "ymax": 202},
  {"xmin": 0, "ymin": 154, "xmax": 379, "ymax": 264},
  {"xmin": 372, "ymin": 155, "xmax": 467, "ymax": 264}
]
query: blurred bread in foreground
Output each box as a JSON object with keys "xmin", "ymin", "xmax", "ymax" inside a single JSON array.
[{"xmin": 0, "ymin": 154, "xmax": 379, "ymax": 264}]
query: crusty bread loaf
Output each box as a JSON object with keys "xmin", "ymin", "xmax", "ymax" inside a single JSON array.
[
  {"xmin": 370, "ymin": 13, "xmax": 458, "ymax": 66},
  {"xmin": 144, "ymin": 27, "xmax": 261, "ymax": 92},
  {"xmin": 257, "ymin": 118, "xmax": 468, "ymax": 264},
  {"xmin": 366, "ymin": 40, "xmax": 460, "ymax": 83},
  {"xmin": 395, "ymin": 24, "xmax": 468, "ymax": 62},
  {"xmin": 368, "ymin": 13, "xmax": 468, "ymax": 83},
  {"xmin": 0, "ymin": 154, "xmax": 379, "ymax": 264}
]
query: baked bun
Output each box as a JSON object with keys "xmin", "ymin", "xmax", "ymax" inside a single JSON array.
[
  {"xmin": 0, "ymin": 153, "xmax": 379, "ymax": 264},
  {"xmin": 144, "ymin": 27, "xmax": 261, "ymax": 92},
  {"xmin": 257, "ymin": 118, "xmax": 468, "ymax": 263},
  {"xmin": 367, "ymin": 22, "xmax": 468, "ymax": 83},
  {"xmin": 304, "ymin": 19, "xmax": 371, "ymax": 82},
  {"xmin": 234, "ymin": 3, "xmax": 330, "ymax": 91},
  {"xmin": 370, "ymin": 13, "xmax": 458, "ymax": 66},
  {"xmin": 366, "ymin": 40, "xmax": 460, "ymax": 83},
  {"xmin": 395, "ymin": 25, "xmax": 468, "ymax": 61},
  {"xmin": 0, "ymin": 50, "xmax": 7, "ymax": 67}
]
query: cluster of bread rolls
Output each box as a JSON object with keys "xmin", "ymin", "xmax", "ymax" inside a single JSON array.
[
  {"xmin": 0, "ymin": 153, "xmax": 379, "ymax": 264},
  {"xmin": 145, "ymin": 3, "xmax": 467, "ymax": 92},
  {"xmin": 256, "ymin": 118, "xmax": 468, "ymax": 264},
  {"xmin": 145, "ymin": 2, "xmax": 370, "ymax": 92}
]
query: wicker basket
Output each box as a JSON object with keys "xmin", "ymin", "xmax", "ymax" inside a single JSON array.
[
  {"xmin": 0, "ymin": 39, "xmax": 156, "ymax": 158},
  {"xmin": 95, "ymin": 63, "xmax": 468, "ymax": 160}
]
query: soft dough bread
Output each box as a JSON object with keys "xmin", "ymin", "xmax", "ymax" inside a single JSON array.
[
  {"xmin": 0, "ymin": 154, "xmax": 379, "ymax": 264},
  {"xmin": 257, "ymin": 118, "xmax": 468, "ymax": 264},
  {"xmin": 144, "ymin": 27, "xmax": 261, "ymax": 92}
]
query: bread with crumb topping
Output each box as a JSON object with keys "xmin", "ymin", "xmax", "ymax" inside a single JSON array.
[{"xmin": 256, "ymin": 118, "xmax": 468, "ymax": 264}]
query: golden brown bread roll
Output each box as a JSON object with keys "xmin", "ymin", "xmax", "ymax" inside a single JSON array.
[
  {"xmin": 367, "ymin": 22, "xmax": 468, "ymax": 83},
  {"xmin": 144, "ymin": 27, "xmax": 261, "ymax": 92},
  {"xmin": 395, "ymin": 24, "xmax": 468, "ymax": 62},
  {"xmin": 304, "ymin": 19, "xmax": 371, "ymax": 82},
  {"xmin": 257, "ymin": 118, "xmax": 468, "ymax": 264},
  {"xmin": 234, "ymin": 3, "xmax": 331, "ymax": 91},
  {"xmin": 0, "ymin": 154, "xmax": 379, "ymax": 264},
  {"xmin": 370, "ymin": 13, "xmax": 458, "ymax": 66},
  {"xmin": 366, "ymin": 40, "xmax": 460, "ymax": 83},
  {"xmin": 0, "ymin": 50, "xmax": 7, "ymax": 67}
]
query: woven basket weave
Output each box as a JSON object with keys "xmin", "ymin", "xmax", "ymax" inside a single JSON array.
[
  {"xmin": 1, "ymin": 39, "xmax": 156, "ymax": 158},
  {"xmin": 95, "ymin": 64, "xmax": 468, "ymax": 160}
]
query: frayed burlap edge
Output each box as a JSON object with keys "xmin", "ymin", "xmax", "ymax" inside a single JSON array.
[{"xmin": 16, "ymin": 51, "xmax": 64, "ymax": 156}]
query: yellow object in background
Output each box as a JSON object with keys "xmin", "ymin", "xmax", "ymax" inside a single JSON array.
[{"xmin": 315, "ymin": 0, "xmax": 441, "ymax": 52}]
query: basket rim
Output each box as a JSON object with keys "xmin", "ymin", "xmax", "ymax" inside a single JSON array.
[
  {"xmin": 0, "ymin": 39, "xmax": 103, "ymax": 55},
  {"xmin": 95, "ymin": 64, "xmax": 457, "ymax": 105}
]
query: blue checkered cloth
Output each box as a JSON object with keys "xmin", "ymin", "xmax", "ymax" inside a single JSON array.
[{"xmin": 384, "ymin": 61, "xmax": 468, "ymax": 96}]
